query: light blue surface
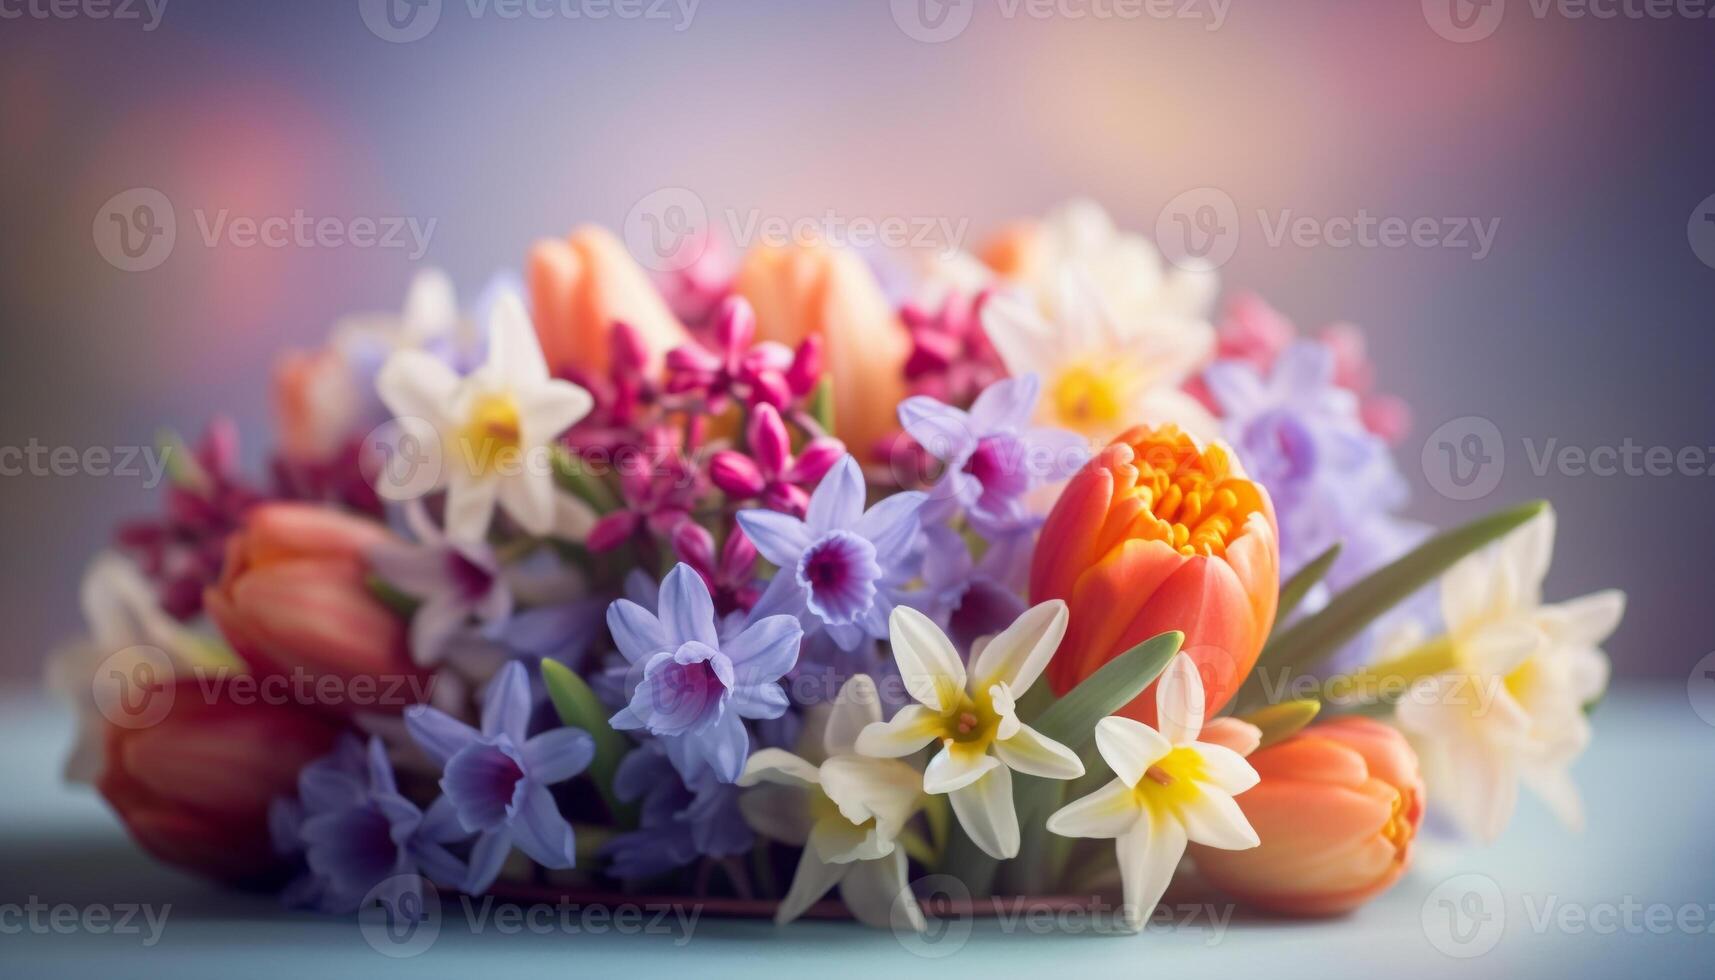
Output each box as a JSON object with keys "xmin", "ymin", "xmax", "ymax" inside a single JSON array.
[{"xmin": 3, "ymin": 684, "xmax": 1711, "ymax": 979}]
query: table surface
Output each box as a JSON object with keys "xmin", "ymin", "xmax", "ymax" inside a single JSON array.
[{"xmin": 3, "ymin": 683, "xmax": 1711, "ymax": 979}]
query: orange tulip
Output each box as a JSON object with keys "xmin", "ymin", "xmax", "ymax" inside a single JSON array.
[
  {"xmin": 206, "ymin": 504, "xmax": 424, "ymax": 710},
  {"xmin": 1030, "ymin": 424, "xmax": 1278, "ymax": 725},
  {"xmin": 1190, "ymin": 718, "xmax": 1424, "ymax": 916},
  {"xmin": 527, "ymin": 225, "xmax": 690, "ymax": 377},
  {"xmin": 99, "ymin": 681, "xmax": 343, "ymax": 882},
  {"xmin": 272, "ymin": 347, "xmax": 360, "ymax": 464},
  {"xmin": 734, "ymin": 241, "xmax": 910, "ymax": 454}
]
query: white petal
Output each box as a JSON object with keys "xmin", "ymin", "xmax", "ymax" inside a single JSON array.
[
  {"xmin": 519, "ymin": 381, "xmax": 594, "ymax": 443},
  {"xmin": 484, "ymin": 292, "xmax": 549, "ymax": 385},
  {"xmin": 1178, "ymin": 788, "xmax": 1259, "ymax": 850},
  {"xmin": 775, "ymin": 846, "xmax": 848, "ymax": 926},
  {"xmin": 1094, "ymin": 716, "xmax": 1171, "ymax": 788},
  {"xmin": 1539, "ymin": 589, "xmax": 1625, "ymax": 648},
  {"xmin": 809, "ymin": 813, "xmax": 893, "ymax": 864},
  {"xmin": 819, "ymin": 756, "xmax": 922, "ymax": 843},
  {"xmin": 1115, "ymin": 813, "xmax": 1187, "ymax": 931},
  {"xmin": 1186, "ymin": 742, "xmax": 1259, "ymax": 795},
  {"xmin": 738, "ymin": 782, "xmax": 814, "ymax": 846},
  {"xmin": 1154, "ymin": 653, "xmax": 1206, "ymax": 744},
  {"xmin": 888, "ymin": 606, "xmax": 966, "ymax": 712},
  {"xmin": 402, "ymin": 268, "xmax": 458, "ymax": 341},
  {"xmin": 1046, "ymin": 778, "xmax": 1139, "ymax": 840},
  {"xmin": 979, "ymin": 292, "xmax": 1057, "ymax": 379},
  {"xmin": 1441, "ymin": 547, "xmax": 1501, "ymax": 632},
  {"xmin": 969, "ymin": 599, "xmax": 1067, "ymax": 695},
  {"xmin": 922, "ymin": 742, "xmax": 999, "ymax": 795},
  {"xmin": 840, "ymin": 850, "xmax": 924, "ymax": 933},
  {"xmin": 496, "ymin": 468, "xmax": 556, "ymax": 537},
  {"xmin": 1448, "ymin": 731, "xmax": 1520, "ymax": 843},
  {"xmin": 442, "ymin": 475, "xmax": 499, "ymax": 545},
  {"xmin": 993, "ymin": 723, "xmax": 1084, "ymax": 780},
  {"xmin": 1503, "ymin": 505, "xmax": 1556, "ymax": 607},
  {"xmin": 1463, "ymin": 620, "xmax": 1544, "ymax": 676},
  {"xmin": 823, "ymin": 674, "xmax": 884, "ymax": 757},
  {"xmin": 948, "ymin": 764, "xmax": 1019, "ymax": 859},
  {"xmin": 376, "ymin": 349, "xmax": 460, "ymax": 428},
  {"xmin": 738, "ymin": 748, "xmax": 820, "ymax": 788},
  {"xmin": 854, "ymin": 705, "xmax": 943, "ymax": 759}
]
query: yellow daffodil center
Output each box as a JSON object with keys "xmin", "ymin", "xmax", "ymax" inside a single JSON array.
[
  {"xmin": 460, "ymin": 392, "xmax": 523, "ymax": 472},
  {"xmin": 1132, "ymin": 746, "xmax": 1208, "ymax": 816},
  {"xmin": 1110, "ymin": 426, "xmax": 1265, "ymax": 558},
  {"xmin": 1050, "ymin": 363, "xmax": 1135, "ymax": 433},
  {"xmin": 936, "ymin": 691, "xmax": 1003, "ymax": 752}
]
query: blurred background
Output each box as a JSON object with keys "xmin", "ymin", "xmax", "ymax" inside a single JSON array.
[{"xmin": 1, "ymin": 0, "xmax": 1710, "ymax": 684}]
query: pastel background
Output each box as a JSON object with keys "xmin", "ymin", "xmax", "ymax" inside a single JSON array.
[{"xmin": 2, "ymin": 0, "xmax": 1711, "ymax": 686}]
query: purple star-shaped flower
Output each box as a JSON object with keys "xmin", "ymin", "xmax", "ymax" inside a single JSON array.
[
  {"xmin": 404, "ymin": 661, "xmax": 594, "ymax": 894},
  {"xmin": 599, "ymin": 742, "xmax": 754, "ymax": 879},
  {"xmin": 897, "ymin": 373, "xmax": 1088, "ymax": 532},
  {"xmin": 736, "ymin": 454, "xmax": 927, "ymax": 650},
  {"xmin": 607, "ymin": 564, "xmax": 802, "ymax": 784}
]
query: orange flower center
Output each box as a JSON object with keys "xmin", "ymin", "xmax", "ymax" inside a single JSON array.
[{"xmin": 1109, "ymin": 425, "xmax": 1265, "ymax": 559}]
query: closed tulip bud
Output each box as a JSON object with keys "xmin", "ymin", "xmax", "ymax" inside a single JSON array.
[
  {"xmin": 527, "ymin": 225, "xmax": 690, "ymax": 377},
  {"xmin": 1190, "ymin": 718, "xmax": 1425, "ymax": 916},
  {"xmin": 205, "ymin": 504, "xmax": 425, "ymax": 710},
  {"xmin": 1031, "ymin": 424, "xmax": 1279, "ymax": 725},
  {"xmin": 98, "ymin": 683, "xmax": 343, "ymax": 882}
]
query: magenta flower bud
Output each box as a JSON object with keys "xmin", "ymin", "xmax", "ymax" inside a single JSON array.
[
  {"xmin": 587, "ymin": 511, "xmax": 642, "ymax": 553},
  {"xmin": 746, "ymin": 372, "xmax": 791, "ymax": 409},
  {"xmin": 708, "ymin": 451, "xmax": 767, "ymax": 498},
  {"xmin": 671, "ymin": 520, "xmax": 717, "ymax": 573},
  {"xmin": 789, "ymin": 437, "xmax": 845, "ymax": 484},
  {"xmin": 786, "ymin": 334, "xmax": 823, "ymax": 395},
  {"xmin": 713, "ymin": 296, "xmax": 756, "ymax": 357},
  {"xmin": 610, "ymin": 320, "xmax": 649, "ymax": 374},
  {"xmin": 748, "ymin": 403, "xmax": 792, "ymax": 475},
  {"xmin": 665, "ymin": 343, "xmax": 721, "ymax": 378},
  {"xmin": 719, "ymin": 525, "xmax": 758, "ymax": 580},
  {"xmin": 761, "ymin": 482, "xmax": 810, "ymax": 518}
]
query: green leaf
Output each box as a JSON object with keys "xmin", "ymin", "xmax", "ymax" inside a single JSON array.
[
  {"xmin": 540, "ymin": 659, "xmax": 636, "ymax": 827},
  {"xmin": 1237, "ymin": 500, "xmax": 1547, "ymax": 712},
  {"xmin": 1028, "ymin": 631, "xmax": 1185, "ymax": 747},
  {"xmin": 365, "ymin": 574, "xmax": 421, "ymax": 618},
  {"xmin": 1273, "ymin": 543, "xmax": 1341, "ymax": 630},
  {"xmin": 809, "ymin": 375, "xmax": 836, "ymax": 435},
  {"xmin": 1238, "ymin": 699, "xmax": 1321, "ymax": 750},
  {"xmin": 550, "ymin": 446, "xmax": 622, "ymax": 513}
]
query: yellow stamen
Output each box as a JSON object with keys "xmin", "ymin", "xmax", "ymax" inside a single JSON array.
[
  {"xmin": 1111, "ymin": 426, "xmax": 1264, "ymax": 559},
  {"xmin": 459, "ymin": 392, "xmax": 524, "ymax": 473}
]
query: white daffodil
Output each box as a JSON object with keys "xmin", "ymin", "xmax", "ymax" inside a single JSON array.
[
  {"xmin": 45, "ymin": 553, "xmax": 233, "ymax": 783},
  {"xmin": 1047, "ymin": 654, "xmax": 1260, "ymax": 932},
  {"xmin": 981, "ymin": 268, "xmax": 1217, "ymax": 444},
  {"xmin": 333, "ymin": 268, "xmax": 465, "ymax": 364},
  {"xmin": 376, "ymin": 292, "xmax": 593, "ymax": 545},
  {"xmin": 1010, "ymin": 199, "xmax": 1220, "ymax": 327},
  {"xmin": 1392, "ymin": 506, "xmax": 1623, "ymax": 841},
  {"xmin": 855, "ymin": 601, "xmax": 1084, "ymax": 860},
  {"xmin": 738, "ymin": 675, "xmax": 926, "ymax": 931}
]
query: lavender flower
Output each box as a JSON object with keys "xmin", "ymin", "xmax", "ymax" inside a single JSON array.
[
  {"xmin": 404, "ymin": 661, "xmax": 594, "ymax": 894},
  {"xmin": 270, "ymin": 736, "xmax": 469, "ymax": 916},
  {"xmin": 369, "ymin": 502, "xmax": 513, "ymax": 667},
  {"xmin": 916, "ymin": 524, "xmax": 1028, "ymax": 655},
  {"xmin": 736, "ymin": 455, "xmax": 927, "ymax": 650},
  {"xmin": 607, "ymin": 564, "xmax": 802, "ymax": 783},
  {"xmin": 897, "ymin": 373, "xmax": 1088, "ymax": 531},
  {"xmin": 599, "ymin": 742, "xmax": 753, "ymax": 879}
]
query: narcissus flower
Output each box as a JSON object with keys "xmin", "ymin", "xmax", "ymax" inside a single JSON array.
[
  {"xmin": 1047, "ymin": 654, "xmax": 1261, "ymax": 932},
  {"xmin": 855, "ymin": 602, "xmax": 1083, "ymax": 859},
  {"xmin": 1031, "ymin": 425, "xmax": 1279, "ymax": 725},
  {"xmin": 1190, "ymin": 717, "xmax": 1424, "ymax": 917}
]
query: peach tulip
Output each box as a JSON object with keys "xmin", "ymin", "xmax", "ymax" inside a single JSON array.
[
  {"xmin": 1030, "ymin": 424, "xmax": 1278, "ymax": 725},
  {"xmin": 734, "ymin": 241, "xmax": 911, "ymax": 454},
  {"xmin": 1190, "ymin": 717, "xmax": 1424, "ymax": 916},
  {"xmin": 272, "ymin": 346, "xmax": 360, "ymax": 464},
  {"xmin": 98, "ymin": 682, "xmax": 343, "ymax": 882},
  {"xmin": 527, "ymin": 225, "xmax": 691, "ymax": 377},
  {"xmin": 205, "ymin": 503, "xmax": 424, "ymax": 709}
]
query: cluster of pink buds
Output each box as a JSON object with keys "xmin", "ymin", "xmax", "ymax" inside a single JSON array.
[
  {"xmin": 901, "ymin": 289, "xmax": 1007, "ymax": 407},
  {"xmin": 665, "ymin": 297, "xmax": 822, "ymax": 413},
  {"xmin": 670, "ymin": 520, "xmax": 762, "ymax": 616},
  {"xmin": 708, "ymin": 403, "xmax": 843, "ymax": 518}
]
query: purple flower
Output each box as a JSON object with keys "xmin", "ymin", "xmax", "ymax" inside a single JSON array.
[
  {"xmin": 737, "ymin": 455, "xmax": 927, "ymax": 650},
  {"xmin": 599, "ymin": 742, "xmax": 754, "ymax": 879},
  {"xmin": 404, "ymin": 661, "xmax": 595, "ymax": 894},
  {"xmin": 916, "ymin": 525, "xmax": 1028, "ymax": 656},
  {"xmin": 270, "ymin": 737, "xmax": 469, "ymax": 916},
  {"xmin": 369, "ymin": 501, "xmax": 513, "ymax": 667},
  {"xmin": 607, "ymin": 564, "xmax": 803, "ymax": 783},
  {"xmin": 897, "ymin": 374, "xmax": 1088, "ymax": 531}
]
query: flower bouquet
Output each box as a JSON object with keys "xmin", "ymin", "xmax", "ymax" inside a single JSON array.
[{"xmin": 54, "ymin": 200, "xmax": 1625, "ymax": 933}]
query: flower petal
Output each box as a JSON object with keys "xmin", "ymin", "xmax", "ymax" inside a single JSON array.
[
  {"xmin": 888, "ymin": 605, "xmax": 966, "ymax": 712},
  {"xmin": 897, "ymin": 397, "xmax": 976, "ymax": 462},
  {"xmin": 1094, "ymin": 716, "xmax": 1172, "ymax": 788},
  {"xmin": 1178, "ymin": 787, "xmax": 1259, "ymax": 850},
  {"xmin": 922, "ymin": 742, "xmax": 998, "ymax": 795},
  {"xmin": 855, "ymin": 705, "xmax": 944, "ymax": 759},
  {"xmin": 725, "ymin": 614, "xmax": 803, "ymax": 686},
  {"xmin": 1154, "ymin": 653, "xmax": 1206, "ymax": 744},
  {"xmin": 462, "ymin": 828, "xmax": 512, "ymax": 894},
  {"xmin": 658, "ymin": 563, "xmax": 719, "ymax": 648},
  {"xmin": 1186, "ymin": 742, "xmax": 1260, "ymax": 795},
  {"xmin": 840, "ymin": 850, "xmax": 924, "ymax": 933},
  {"xmin": 805, "ymin": 455, "xmax": 866, "ymax": 535},
  {"xmin": 739, "ymin": 782, "xmax": 815, "ymax": 845},
  {"xmin": 376, "ymin": 349, "xmax": 460, "ymax": 429},
  {"xmin": 605, "ymin": 598, "xmax": 666, "ymax": 665},
  {"xmin": 853, "ymin": 491, "xmax": 926, "ymax": 567},
  {"xmin": 819, "ymin": 755, "xmax": 923, "ymax": 841},
  {"xmin": 480, "ymin": 661, "xmax": 531, "ymax": 744},
  {"xmin": 404, "ymin": 705, "xmax": 477, "ymax": 767},
  {"xmin": 483, "ymin": 292, "xmax": 550, "ymax": 385},
  {"xmin": 947, "ymin": 764, "xmax": 1019, "ymax": 859},
  {"xmin": 522, "ymin": 727, "xmax": 595, "ymax": 784},
  {"xmin": 994, "ymin": 723, "xmax": 1084, "ymax": 780},
  {"xmin": 970, "ymin": 599, "xmax": 1067, "ymax": 695},
  {"xmin": 734, "ymin": 508, "xmax": 812, "ymax": 567},
  {"xmin": 1115, "ymin": 809, "xmax": 1187, "ymax": 931},
  {"xmin": 512, "ymin": 784, "xmax": 577, "ymax": 869},
  {"xmin": 738, "ymin": 748, "xmax": 821, "ymax": 788},
  {"xmin": 823, "ymin": 674, "xmax": 885, "ymax": 757},
  {"xmin": 968, "ymin": 372, "xmax": 1040, "ymax": 432},
  {"xmin": 1046, "ymin": 778, "xmax": 1139, "ymax": 840},
  {"xmin": 775, "ymin": 846, "xmax": 848, "ymax": 926}
]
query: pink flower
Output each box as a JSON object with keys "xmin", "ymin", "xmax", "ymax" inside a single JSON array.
[
  {"xmin": 585, "ymin": 427, "xmax": 706, "ymax": 554},
  {"xmin": 707, "ymin": 403, "xmax": 843, "ymax": 517},
  {"xmin": 670, "ymin": 521, "xmax": 763, "ymax": 616},
  {"xmin": 665, "ymin": 297, "xmax": 819, "ymax": 413},
  {"xmin": 901, "ymin": 289, "xmax": 1007, "ymax": 406}
]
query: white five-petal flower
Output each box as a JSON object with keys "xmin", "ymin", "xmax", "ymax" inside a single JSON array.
[
  {"xmin": 738, "ymin": 675, "xmax": 926, "ymax": 931},
  {"xmin": 855, "ymin": 602, "xmax": 1084, "ymax": 860},
  {"xmin": 376, "ymin": 292, "xmax": 594, "ymax": 545},
  {"xmin": 1392, "ymin": 506, "xmax": 1623, "ymax": 841},
  {"xmin": 1047, "ymin": 654, "xmax": 1260, "ymax": 932}
]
